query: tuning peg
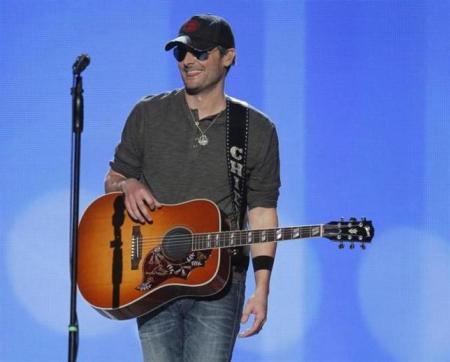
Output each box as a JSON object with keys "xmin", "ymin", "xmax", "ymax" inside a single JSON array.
[
  {"xmin": 360, "ymin": 243, "xmax": 366, "ymax": 250},
  {"xmin": 350, "ymin": 242, "xmax": 355, "ymax": 249},
  {"xmin": 350, "ymin": 217, "xmax": 357, "ymax": 222},
  {"xmin": 339, "ymin": 242, "xmax": 345, "ymax": 249}
]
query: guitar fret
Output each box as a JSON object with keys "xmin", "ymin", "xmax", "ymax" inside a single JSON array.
[
  {"xmin": 207, "ymin": 234, "xmax": 211, "ymax": 248},
  {"xmin": 238, "ymin": 230, "xmax": 244, "ymax": 246},
  {"xmin": 276, "ymin": 228, "xmax": 282, "ymax": 240},
  {"xmin": 241, "ymin": 230, "xmax": 246, "ymax": 246},
  {"xmin": 311, "ymin": 226, "xmax": 320, "ymax": 237},
  {"xmin": 261, "ymin": 230, "xmax": 267, "ymax": 242},
  {"xmin": 254, "ymin": 230, "xmax": 261, "ymax": 244},
  {"xmin": 270, "ymin": 229, "xmax": 276, "ymax": 241},
  {"xmin": 214, "ymin": 233, "xmax": 219, "ymax": 248}
]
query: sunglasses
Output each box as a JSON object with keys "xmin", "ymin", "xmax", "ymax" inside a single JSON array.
[{"xmin": 173, "ymin": 46, "xmax": 219, "ymax": 62}]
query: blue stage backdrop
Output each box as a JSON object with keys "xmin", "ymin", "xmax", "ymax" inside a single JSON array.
[{"xmin": 1, "ymin": 1, "xmax": 449, "ymax": 361}]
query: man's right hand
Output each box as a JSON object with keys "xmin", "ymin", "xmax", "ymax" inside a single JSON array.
[
  {"xmin": 120, "ymin": 178, "xmax": 162, "ymax": 223},
  {"xmin": 104, "ymin": 169, "xmax": 161, "ymax": 223}
]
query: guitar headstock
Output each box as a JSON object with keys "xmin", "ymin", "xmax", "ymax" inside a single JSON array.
[{"xmin": 323, "ymin": 218, "xmax": 374, "ymax": 249}]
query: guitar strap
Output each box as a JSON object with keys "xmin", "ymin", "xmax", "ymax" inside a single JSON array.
[{"xmin": 225, "ymin": 97, "xmax": 249, "ymax": 231}]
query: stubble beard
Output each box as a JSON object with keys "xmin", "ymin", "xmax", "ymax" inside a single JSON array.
[{"xmin": 182, "ymin": 69, "xmax": 225, "ymax": 96}]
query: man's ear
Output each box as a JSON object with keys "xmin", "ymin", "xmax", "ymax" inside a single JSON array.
[{"xmin": 223, "ymin": 48, "xmax": 236, "ymax": 67}]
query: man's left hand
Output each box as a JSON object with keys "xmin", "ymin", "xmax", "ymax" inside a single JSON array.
[{"xmin": 239, "ymin": 290, "xmax": 268, "ymax": 337}]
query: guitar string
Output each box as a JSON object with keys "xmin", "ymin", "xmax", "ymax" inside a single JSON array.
[
  {"xmin": 127, "ymin": 230, "xmax": 368, "ymax": 249},
  {"xmin": 123, "ymin": 234, "xmax": 309, "ymax": 250},
  {"xmin": 114, "ymin": 232, "xmax": 366, "ymax": 252},
  {"xmin": 134, "ymin": 230, "xmax": 312, "ymax": 246},
  {"xmin": 121, "ymin": 225, "xmax": 348, "ymax": 247},
  {"xmin": 132, "ymin": 225, "xmax": 320, "ymax": 243}
]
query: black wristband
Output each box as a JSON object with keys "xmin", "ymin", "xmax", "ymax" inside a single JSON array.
[{"xmin": 252, "ymin": 256, "xmax": 274, "ymax": 272}]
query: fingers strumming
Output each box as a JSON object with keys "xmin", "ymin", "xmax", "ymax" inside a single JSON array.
[
  {"xmin": 144, "ymin": 194, "xmax": 162, "ymax": 210},
  {"xmin": 124, "ymin": 198, "xmax": 138, "ymax": 221},
  {"xmin": 137, "ymin": 201, "xmax": 152, "ymax": 222}
]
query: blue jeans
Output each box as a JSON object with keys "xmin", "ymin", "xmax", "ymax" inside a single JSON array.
[{"xmin": 137, "ymin": 269, "xmax": 246, "ymax": 362}]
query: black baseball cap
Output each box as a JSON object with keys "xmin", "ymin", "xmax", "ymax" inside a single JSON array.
[{"xmin": 165, "ymin": 14, "xmax": 235, "ymax": 51}]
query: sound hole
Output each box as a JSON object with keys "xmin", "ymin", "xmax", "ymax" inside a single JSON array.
[{"xmin": 161, "ymin": 227, "xmax": 193, "ymax": 262}]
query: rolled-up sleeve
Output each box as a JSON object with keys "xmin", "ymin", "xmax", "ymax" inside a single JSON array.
[
  {"xmin": 246, "ymin": 125, "xmax": 281, "ymax": 209},
  {"xmin": 109, "ymin": 103, "xmax": 145, "ymax": 179}
]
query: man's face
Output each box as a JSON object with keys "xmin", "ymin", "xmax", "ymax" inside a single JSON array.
[{"xmin": 176, "ymin": 46, "xmax": 233, "ymax": 95}]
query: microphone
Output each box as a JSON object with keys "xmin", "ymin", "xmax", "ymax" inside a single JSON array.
[{"xmin": 72, "ymin": 54, "xmax": 90, "ymax": 75}]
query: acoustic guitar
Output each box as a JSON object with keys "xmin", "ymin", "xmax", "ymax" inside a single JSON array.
[{"xmin": 77, "ymin": 192, "xmax": 374, "ymax": 320}]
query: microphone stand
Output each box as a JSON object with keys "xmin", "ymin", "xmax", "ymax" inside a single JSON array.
[{"xmin": 68, "ymin": 54, "xmax": 90, "ymax": 362}]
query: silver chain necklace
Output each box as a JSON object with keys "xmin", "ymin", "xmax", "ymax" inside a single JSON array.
[{"xmin": 189, "ymin": 108, "xmax": 223, "ymax": 146}]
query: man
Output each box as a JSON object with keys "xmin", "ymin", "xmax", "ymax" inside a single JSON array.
[{"xmin": 104, "ymin": 14, "xmax": 280, "ymax": 362}]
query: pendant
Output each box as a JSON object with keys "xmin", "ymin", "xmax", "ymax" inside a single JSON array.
[{"xmin": 197, "ymin": 134, "xmax": 209, "ymax": 146}]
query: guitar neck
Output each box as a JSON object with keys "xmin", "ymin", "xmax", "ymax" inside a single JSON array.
[{"xmin": 192, "ymin": 225, "xmax": 323, "ymax": 250}]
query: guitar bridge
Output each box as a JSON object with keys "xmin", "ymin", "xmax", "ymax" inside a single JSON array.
[{"xmin": 131, "ymin": 226, "xmax": 142, "ymax": 270}]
